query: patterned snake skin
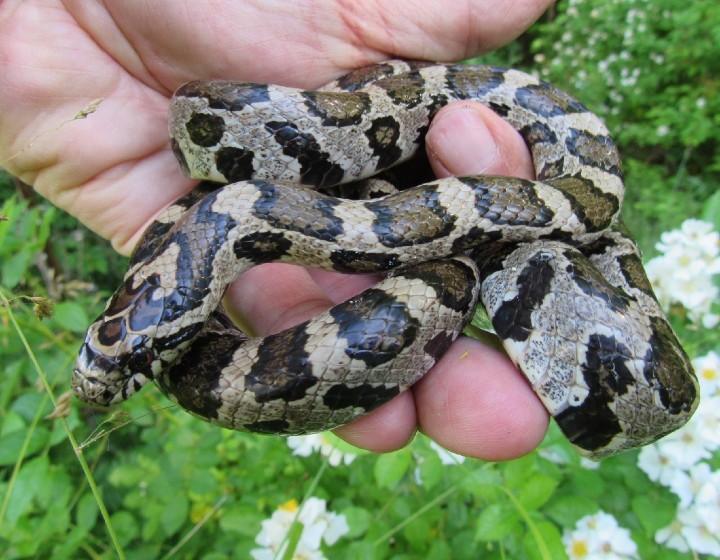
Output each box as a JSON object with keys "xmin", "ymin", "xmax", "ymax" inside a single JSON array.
[{"xmin": 73, "ymin": 61, "xmax": 699, "ymax": 459}]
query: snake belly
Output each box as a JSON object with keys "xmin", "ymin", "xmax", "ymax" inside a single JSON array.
[{"xmin": 72, "ymin": 61, "xmax": 699, "ymax": 459}]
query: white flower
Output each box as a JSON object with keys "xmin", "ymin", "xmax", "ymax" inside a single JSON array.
[
  {"xmin": 563, "ymin": 511, "xmax": 638, "ymax": 559},
  {"xmin": 637, "ymin": 443, "xmax": 682, "ymax": 487},
  {"xmin": 429, "ymin": 441, "xmax": 466, "ymax": 465},
  {"xmin": 690, "ymin": 395, "xmax": 720, "ymax": 451},
  {"xmin": 287, "ymin": 434, "xmax": 356, "ymax": 466},
  {"xmin": 669, "ymin": 462, "xmax": 714, "ymax": 507},
  {"xmin": 657, "ymin": 219, "xmax": 720, "ymax": 271},
  {"xmin": 251, "ymin": 497, "xmax": 349, "ymax": 560},
  {"xmin": 655, "ymin": 519, "xmax": 689, "ymax": 553},
  {"xmin": 694, "ymin": 351, "xmax": 720, "ymax": 397},
  {"xmin": 659, "ymin": 464, "xmax": 720, "ymax": 556},
  {"xmin": 656, "ymin": 422, "xmax": 712, "ymax": 471},
  {"xmin": 646, "ymin": 219, "xmax": 720, "ymax": 327},
  {"xmin": 695, "ymin": 467, "xmax": 720, "ymax": 509},
  {"xmin": 678, "ymin": 505, "xmax": 720, "ymax": 556}
]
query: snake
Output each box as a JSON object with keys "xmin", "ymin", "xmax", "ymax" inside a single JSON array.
[{"xmin": 72, "ymin": 61, "xmax": 699, "ymax": 459}]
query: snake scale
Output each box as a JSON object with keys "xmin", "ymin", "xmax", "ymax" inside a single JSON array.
[{"xmin": 73, "ymin": 61, "xmax": 699, "ymax": 459}]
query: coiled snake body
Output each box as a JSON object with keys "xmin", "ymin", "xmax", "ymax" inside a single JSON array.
[{"xmin": 73, "ymin": 61, "xmax": 699, "ymax": 459}]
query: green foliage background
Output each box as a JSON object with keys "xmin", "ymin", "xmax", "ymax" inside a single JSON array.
[{"xmin": 1, "ymin": 1, "xmax": 719, "ymax": 558}]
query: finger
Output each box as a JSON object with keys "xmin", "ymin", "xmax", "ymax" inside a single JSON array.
[
  {"xmin": 333, "ymin": 392, "xmax": 419, "ymax": 453},
  {"xmin": 414, "ymin": 338, "xmax": 549, "ymax": 460},
  {"xmin": 339, "ymin": 102, "xmax": 545, "ymax": 456},
  {"xmin": 426, "ymin": 102, "xmax": 535, "ymax": 180},
  {"xmin": 225, "ymin": 264, "xmax": 378, "ymax": 336},
  {"xmin": 335, "ymin": 338, "xmax": 548, "ymax": 460}
]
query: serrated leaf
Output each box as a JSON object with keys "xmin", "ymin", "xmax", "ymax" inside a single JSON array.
[
  {"xmin": 219, "ymin": 505, "xmax": 264, "ymax": 537},
  {"xmin": 475, "ymin": 503, "xmax": 519, "ymax": 541},
  {"xmin": 503, "ymin": 454, "xmax": 538, "ymax": 488},
  {"xmin": 342, "ymin": 506, "xmax": 372, "ymax": 538},
  {"xmin": 701, "ymin": 189, "xmax": 720, "ymax": 229},
  {"xmin": 470, "ymin": 304, "xmax": 495, "ymax": 333},
  {"xmin": 111, "ymin": 510, "xmax": 140, "ymax": 546},
  {"xmin": 4, "ymin": 455, "xmax": 49, "ymax": 525},
  {"xmin": 0, "ymin": 426, "xmax": 50, "ymax": 465},
  {"xmin": 568, "ymin": 467, "xmax": 604, "ymax": 498},
  {"xmin": 544, "ymin": 494, "xmax": 599, "ymax": 528},
  {"xmin": 461, "ymin": 467, "xmax": 502, "ymax": 499},
  {"xmin": 161, "ymin": 493, "xmax": 189, "ymax": 536},
  {"xmin": 374, "ymin": 449, "xmax": 412, "ymax": 489},
  {"xmin": 403, "ymin": 516, "xmax": 431, "ymax": 545},
  {"xmin": 75, "ymin": 493, "xmax": 99, "ymax": 531},
  {"xmin": 52, "ymin": 302, "xmax": 90, "ymax": 333},
  {"xmin": 516, "ymin": 472, "xmax": 559, "ymax": 510},
  {"xmin": 631, "ymin": 494, "xmax": 677, "ymax": 534},
  {"xmin": 417, "ymin": 454, "xmax": 444, "ymax": 489},
  {"xmin": 2, "ymin": 249, "xmax": 32, "ymax": 288},
  {"xmin": 522, "ymin": 519, "xmax": 565, "ymax": 560}
]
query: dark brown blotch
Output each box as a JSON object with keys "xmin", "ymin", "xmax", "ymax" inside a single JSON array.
[
  {"xmin": 546, "ymin": 174, "xmax": 619, "ymax": 232},
  {"xmin": 303, "ymin": 91, "xmax": 370, "ymax": 127}
]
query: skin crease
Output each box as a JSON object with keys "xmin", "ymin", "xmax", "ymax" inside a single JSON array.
[{"xmin": 0, "ymin": 0, "xmax": 552, "ymax": 460}]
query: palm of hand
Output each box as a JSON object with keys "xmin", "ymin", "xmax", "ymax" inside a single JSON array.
[{"xmin": 0, "ymin": 0, "xmax": 551, "ymax": 458}]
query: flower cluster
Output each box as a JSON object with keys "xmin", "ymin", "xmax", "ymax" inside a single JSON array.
[
  {"xmin": 645, "ymin": 219, "xmax": 720, "ymax": 328},
  {"xmin": 563, "ymin": 511, "xmax": 638, "ymax": 559},
  {"xmin": 251, "ymin": 497, "xmax": 349, "ymax": 560},
  {"xmin": 638, "ymin": 351, "xmax": 720, "ymax": 556},
  {"xmin": 287, "ymin": 434, "xmax": 357, "ymax": 467}
]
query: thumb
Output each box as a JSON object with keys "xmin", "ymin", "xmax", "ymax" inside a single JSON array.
[{"xmin": 426, "ymin": 101, "xmax": 535, "ymax": 180}]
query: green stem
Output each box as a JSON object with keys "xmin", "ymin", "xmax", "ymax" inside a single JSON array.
[
  {"xmin": 373, "ymin": 485, "xmax": 459, "ymax": 547},
  {"xmin": 498, "ymin": 485, "xmax": 553, "ymax": 560},
  {"xmin": 0, "ymin": 290, "xmax": 126, "ymax": 560}
]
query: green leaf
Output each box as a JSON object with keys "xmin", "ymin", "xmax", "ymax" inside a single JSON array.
[
  {"xmin": 701, "ymin": 189, "xmax": 720, "ymax": 229},
  {"xmin": 0, "ymin": 426, "xmax": 50, "ymax": 465},
  {"xmin": 516, "ymin": 472, "xmax": 559, "ymax": 511},
  {"xmin": 470, "ymin": 304, "xmax": 495, "ymax": 333},
  {"xmin": 51, "ymin": 524, "xmax": 88, "ymax": 559},
  {"xmin": 218, "ymin": 505, "xmax": 264, "ymax": 537},
  {"xmin": 544, "ymin": 494, "xmax": 599, "ymax": 528},
  {"xmin": 0, "ymin": 410, "xmax": 26, "ymax": 437},
  {"xmin": 427, "ymin": 540, "xmax": 452, "ymax": 560},
  {"xmin": 111, "ymin": 510, "xmax": 139, "ymax": 547},
  {"xmin": 522, "ymin": 519, "xmax": 565, "ymax": 560},
  {"xmin": 461, "ymin": 467, "xmax": 502, "ymax": 500},
  {"xmin": 374, "ymin": 449, "xmax": 412, "ymax": 489},
  {"xmin": 567, "ymin": 467, "xmax": 604, "ymax": 498},
  {"xmin": 75, "ymin": 492, "xmax": 99, "ymax": 531},
  {"xmin": 51, "ymin": 302, "xmax": 90, "ymax": 333},
  {"xmin": 475, "ymin": 503, "xmax": 519, "ymax": 542},
  {"xmin": 4, "ymin": 455, "xmax": 49, "ymax": 525},
  {"xmin": 1, "ymin": 249, "xmax": 33, "ymax": 289},
  {"xmin": 416, "ymin": 453, "xmax": 444, "ymax": 489},
  {"xmin": 402, "ymin": 516, "xmax": 431, "ymax": 545},
  {"xmin": 631, "ymin": 494, "xmax": 677, "ymax": 535},
  {"xmin": 503, "ymin": 454, "xmax": 538, "ymax": 488},
  {"xmin": 161, "ymin": 493, "xmax": 189, "ymax": 536},
  {"xmin": 342, "ymin": 506, "xmax": 372, "ymax": 538}
]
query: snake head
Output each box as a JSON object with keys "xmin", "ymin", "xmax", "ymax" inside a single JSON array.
[{"xmin": 72, "ymin": 321, "xmax": 155, "ymax": 406}]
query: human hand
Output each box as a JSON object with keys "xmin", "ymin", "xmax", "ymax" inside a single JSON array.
[{"xmin": 0, "ymin": 0, "xmax": 551, "ymax": 459}]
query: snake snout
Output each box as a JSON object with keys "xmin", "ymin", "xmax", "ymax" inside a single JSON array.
[{"xmin": 73, "ymin": 339, "xmax": 151, "ymax": 406}]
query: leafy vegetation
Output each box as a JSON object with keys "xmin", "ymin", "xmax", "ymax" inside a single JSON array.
[{"xmin": 1, "ymin": 0, "xmax": 719, "ymax": 558}]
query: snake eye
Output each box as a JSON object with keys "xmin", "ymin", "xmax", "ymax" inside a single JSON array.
[{"xmin": 128, "ymin": 345, "xmax": 155, "ymax": 374}]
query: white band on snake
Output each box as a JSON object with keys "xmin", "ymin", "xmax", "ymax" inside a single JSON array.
[{"xmin": 72, "ymin": 61, "xmax": 699, "ymax": 460}]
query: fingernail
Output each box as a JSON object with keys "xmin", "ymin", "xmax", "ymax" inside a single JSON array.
[{"xmin": 426, "ymin": 105, "xmax": 498, "ymax": 175}]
